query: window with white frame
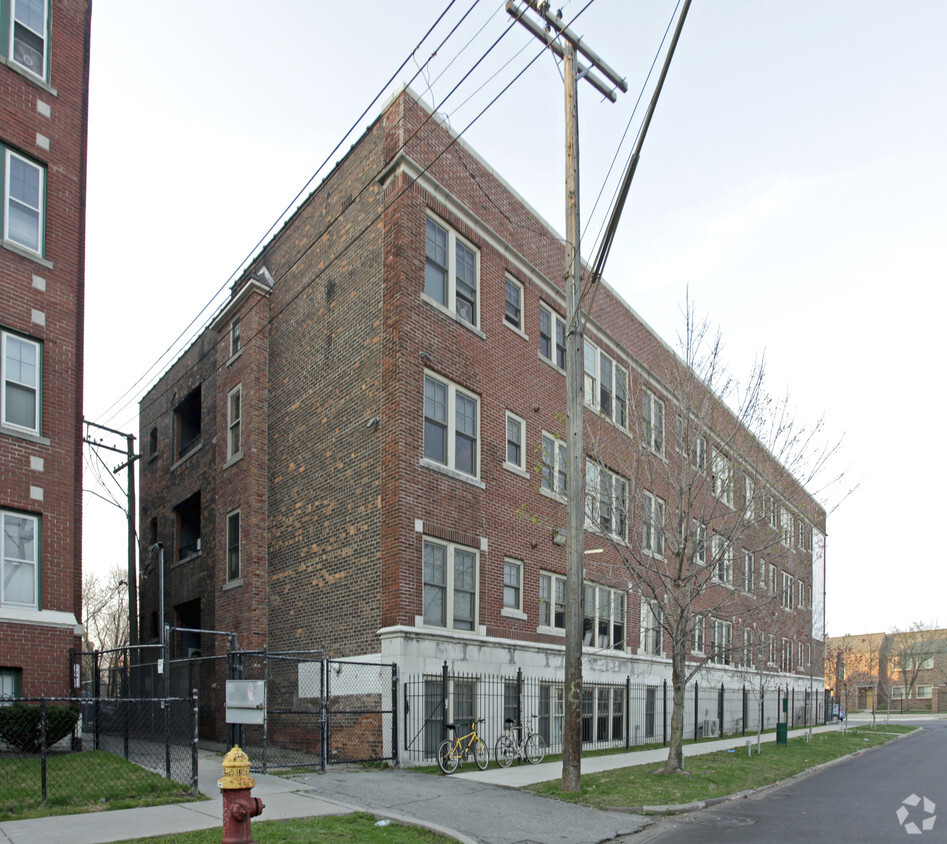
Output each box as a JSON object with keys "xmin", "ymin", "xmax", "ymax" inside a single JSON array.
[
  {"xmin": 582, "ymin": 582, "xmax": 626, "ymax": 651},
  {"xmin": 692, "ymin": 435, "xmax": 706, "ymax": 472},
  {"xmin": 504, "ymin": 411, "xmax": 526, "ymax": 472},
  {"xmin": 807, "ymin": 642, "xmax": 811, "ymax": 668},
  {"xmin": 743, "ymin": 474, "xmax": 755, "ymax": 520},
  {"xmin": 423, "ymin": 373, "xmax": 479, "ymax": 478},
  {"xmin": 0, "ymin": 667, "xmax": 21, "ymax": 700},
  {"xmin": 539, "ymin": 304, "xmax": 566, "ymax": 369},
  {"xmin": 798, "ymin": 519, "xmax": 812, "ymax": 551},
  {"xmin": 422, "ymin": 538, "xmax": 477, "ymax": 631},
  {"xmin": 642, "ymin": 491, "xmax": 665, "ymax": 557},
  {"xmin": 584, "ymin": 340, "xmax": 628, "ymax": 427},
  {"xmin": 780, "ymin": 638, "xmax": 793, "ymax": 673},
  {"xmin": 3, "ymin": 148, "xmax": 44, "ymax": 255},
  {"xmin": 781, "ymin": 571, "xmax": 794, "ymax": 610},
  {"xmin": 797, "ymin": 641, "xmax": 805, "ymax": 669},
  {"xmin": 1, "ymin": 331, "xmax": 40, "ymax": 434},
  {"xmin": 891, "ymin": 686, "xmax": 905, "ymax": 700},
  {"xmin": 540, "ymin": 433, "xmax": 567, "ymax": 498},
  {"xmin": 230, "ymin": 318, "xmax": 241, "ymax": 357},
  {"xmin": 742, "ymin": 628, "xmax": 753, "ymax": 668},
  {"xmin": 903, "ymin": 656, "xmax": 935, "ymax": 671},
  {"xmin": 227, "ymin": 385, "xmax": 242, "ymax": 460},
  {"xmin": 768, "ymin": 495, "xmax": 780, "ymax": 530},
  {"xmin": 226, "ymin": 510, "xmax": 240, "ymax": 582},
  {"xmin": 641, "ymin": 388, "xmax": 664, "ymax": 453},
  {"xmin": 768, "ymin": 563, "xmax": 777, "ymax": 595},
  {"xmin": 742, "ymin": 549, "xmax": 754, "ymax": 592},
  {"xmin": 539, "ymin": 571, "xmax": 566, "ymax": 630},
  {"xmin": 504, "ymin": 276, "xmax": 523, "ymax": 331},
  {"xmin": 640, "ymin": 598, "xmax": 662, "ymax": 656},
  {"xmin": 586, "ymin": 461, "xmax": 627, "ymax": 538},
  {"xmin": 503, "ymin": 559, "xmax": 522, "ymax": 612},
  {"xmin": 797, "ymin": 580, "xmax": 805, "ymax": 611},
  {"xmin": 781, "ymin": 507, "xmax": 793, "ymax": 547},
  {"xmin": 916, "ymin": 685, "xmax": 933, "ymax": 700},
  {"xmin": 424, "ymin": 216, "xmax": 479, "ymax": 327},
  {"xmin": 691, "ymin": 520, "xmax": 706, "ymax": 565},
  {"xmin": 712, "ymin": 451, "xmax": 733, "ymax": 506},
  {"xmin": 1, "ymin": 510, "xmax": 38, "ymax": 608},
  {"xmin": 690, "ymin": 614, "xmax": 705, "ymax": 654},
  {"xmin": 7, "ymin": 0, "xmax": 48, "ymax": 79},
  {"xmin": 767, "ymin": 633, "xmax": 776, "ymax": 666},
  {"xmin": 712, "ymin": 534, "xmax": 733, "ymax": 585},
  {"xmin": 709, "ymin": 618, "xmax": 732, "ymax": 665}
]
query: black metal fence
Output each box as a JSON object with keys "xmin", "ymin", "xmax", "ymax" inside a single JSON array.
[
  {"xmin": 0, "ymin": 694, "xmax": 199, "ymax": 813},
  {"xmin": 403, "ymin": 664, "xmax": 828, "ymax": 764}
]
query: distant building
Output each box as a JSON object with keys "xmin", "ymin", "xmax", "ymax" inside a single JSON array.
[
  {"xmin": 139, "ymin": 89, "xmax": 826, "ymax": 743},
  {"xmin": 0, "ymin": 0, "xmax": 90, "ymax": 696}
]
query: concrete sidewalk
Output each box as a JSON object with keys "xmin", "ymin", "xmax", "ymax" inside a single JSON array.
[{"xmin": 0, "ymin": 723, "xmax": 846, "ymax": 844}]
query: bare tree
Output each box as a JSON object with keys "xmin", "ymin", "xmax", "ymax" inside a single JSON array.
[
  {"xmin": 586, "ymin": 303, "xmax": 838, "ymax": 774},
  {"xmin": 887, "ymin": 622, "xmax": 943, "ymax": 705},
  {"xmin": 82, "ymin": 566, "xmax": 130, "ymax": 695}
]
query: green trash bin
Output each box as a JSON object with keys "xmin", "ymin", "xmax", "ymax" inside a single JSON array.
[{"xmin": 776, "ymin": 722, "xmax": 788, "ymax": 745}]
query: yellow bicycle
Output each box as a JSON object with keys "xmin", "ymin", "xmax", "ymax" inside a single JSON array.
[{"xmin": 437, "ymin": 718, "xmax": 488, "ymax": 773}]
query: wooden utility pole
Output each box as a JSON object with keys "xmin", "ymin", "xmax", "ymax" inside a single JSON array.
[{"xmin": 508, "ymin": 0, "xmax": 625, "ymax": 792}]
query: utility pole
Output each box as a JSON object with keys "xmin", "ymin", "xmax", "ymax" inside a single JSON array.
[
  {"xmin": 83, "ymin": 421, "xmax": 139, "ymax": 647},
  {"xmin": 508, "ymin": 0, "xmax": 625, "ymax": 792}
]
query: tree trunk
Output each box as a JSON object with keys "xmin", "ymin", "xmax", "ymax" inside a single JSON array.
[{"xmin": 663, "ymin": 652, "xmax": 687, "ymax": 773}]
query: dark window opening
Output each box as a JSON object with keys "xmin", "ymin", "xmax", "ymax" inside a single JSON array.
[
  {"xmin": 174, "ymin": 492, "xmax": 201, "ymax": 561},
  {"xmin": 149, "ymin": 427, "xmax": 158, "ymax": 456},
  {"xmin": 174, "ymin": 387, "xmax": 201, "ymax": 458},
  {"xmin": 149, "ymin": 517, "xmax": 158, "ymax": 545}
]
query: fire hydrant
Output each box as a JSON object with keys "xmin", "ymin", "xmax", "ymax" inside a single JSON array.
[{"xmin": 218, "ymin": 745, "xmax": 264, "ymax": 844}]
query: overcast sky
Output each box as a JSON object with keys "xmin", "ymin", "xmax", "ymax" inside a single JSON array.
[{"xmin": 82, "ymin": 1, "xmax": 947, "ymax": 637}]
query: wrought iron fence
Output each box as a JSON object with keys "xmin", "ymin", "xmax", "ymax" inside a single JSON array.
[
  {"xmin": 0, "ymin": 694, "xmax": 199, "ymax": 813},
  {"xmin": 403, "ymin": 664, "xmax": 828, "ymax": 764}
]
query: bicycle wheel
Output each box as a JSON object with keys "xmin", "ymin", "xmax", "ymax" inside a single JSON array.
[
  {"xmin": 524, "ymin": 733, "xmax": 546, "ymax": 764},
  {"xmin": 473, "ymin": 738, "xmax": 489, "ymax": 770},
  {"xmin": 495, "ymin": 734, "xmax": 516, "ymax": 768},
  {"xmin": 437, "ymin": 739, "xmax": 459, "ymax": 774}
]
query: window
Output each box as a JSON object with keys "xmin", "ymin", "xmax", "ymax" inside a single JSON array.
[
  {"xmin": 903, "ymin": 656, "xmax": 935, "ymax": 671},
  {"xmin": 768, "ymin": 562, "xmax": 777, "ymax": 595},
  {"xmin": 230, "ymin": 318, "xmax": 241, "ymax": 357},
  {"xmin": 504, "ymin": 411, "xmax": 525, "ymax": 471},
  {"xmin": 780, "ymin": 638, "xmax": 793, "ymax": 673},
  {"xmin": 226, "ymin": 510, "xmax": 240, "ymax": 582},
  {"xmin": 642, "ymin": 491, "xmax": 665, "ymax": 556},
  {"xmin": 422, "ymin": 538, "xmax": 477, "ymax": 631},
  {"xmin": 173, "ymin": 492, "xmax": 201, "ymax": 561},
  {"xmin": 768, "ymin": 495, "xmax": 780, "ymax": 530},
  {"xmin": 712, "ymin": 534, "xmax": 733, "ymax": 585},
  {"xmin": 798, "ymin": 521, "xmax": 812, "ymax": 551},
  {"xmin": 767, "ymin": 633, "xmax": 777, "ymax": 666},
  {"xmin": 781, "ymin": 571, "xmax": 794, "ymax": 610},
  {"xmin": 797, "ymin": 641, "xmax": 805, "ymax": 669},
  {"xmin": 891, "ymin": 686, "xmax": 905, "ymax": 700},
  {"xmin": 423, "ymin": 373, "xmax": 479, "ymax": 478},
  {"xmin": 640, "ymin": 598, "xmax": 662, "ymax": 656},
  {"xmin": 1, "ymin": 510, "xmax": 38, "ymax": 608},
  {"xmin": 1, "ymin": 331, "xmax": 40, "ymax": 433},
  {"xmin": 712, "ymin": 451, "xmax": 733, "ymax": 506},
  {"xmin": 174, "ymin": 387, "xmax": 202, "ymax": 459},
  {"xmin": 797, "ymin": 580, "xmax": 805, "ymax": 611},
  {"xmin": 539, "ymin": 304, "xmax": 566, "ymax": 369},
  {"xmin": 742, "ymin": 549, "xmax": 754, "ymax": 592},
  {"xmin": 709, "ymin": 618, "xmax": 732, "ymax": 665},
  {"xmin": 582, "ymin": 583, "xmax": 626, "ymax": 651},
  {"xmin": 3, "ymin": 149, "xmax": 44, "ymax": 254},
  {"xmin": 539, "ymin": 572, "xmax": 566, "ymax": 630},
  {"xmin": 503, "ymin": 559, "xmax": 522, "ymax": 612},
  {"xmin": 584, "ymin": 340, "xmax": 628, "ymax": 426},
  {"xmin": 691, "ymin": 520, "xmax": 706, "ymax": 565},
  {"xmin": 690, "ymin": 615, "xmax": 705, "ymax": 654},
  {"xmin": 743, "ymin": 475, "xmax": 755, "ymax": 520},
  {"xmin": 781, "ymin": 507, "xmax": 793, "ymax": 547},
  {"xmin": 227, "ymin": 385, "xmax": 242, "ymax": 460},
  {"xmin": 504, "ymin": 277, "xmax": 523, "ymax": 330},
  {"xmin": 742, "ymin": 628, "xmax": 753, "ymax": 668},
  {"xmin": 424, "ymin": 216, "xmax": 479, "ymax": 327},
  {"xmin": 691, "ymin": 435, "xmax": 706, "ymax": 471},
  {"xmin": 8, "ymin": 0, "xmax": 48, "ymax": 79},
  {"xmin": 916, "ymin": 685, "xmax": 933, "ymax": 700},
  {"xmin": 0, "ymin": 667, "xmax": 22, "ymax": 701},
  {"xmin": 149, "ymin": 427, "xmax": 158, "ymax": 456},
  {"xmin": 641, "ymin": 389, "xmax": 664, "ymax": 453},
  {"xmin": 540, "ymin": 433, "xmax": 567, "ymax": 498},
  {"xmin": 586, "ymin": 461, "xmax": 627, "ymax": 538}
]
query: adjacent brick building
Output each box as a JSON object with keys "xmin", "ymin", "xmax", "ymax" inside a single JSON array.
[
  {"xmin": 1, "ymin": 0, "xmax": 90, "ymax": 697},
  {"xmin": 139, "ymin": 89, "xmax": 826, "ymax": 745}
]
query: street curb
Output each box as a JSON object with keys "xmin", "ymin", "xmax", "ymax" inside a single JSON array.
[{"xmin": 613, "ymin": 726, "xmax": 922, "ymax": 816}]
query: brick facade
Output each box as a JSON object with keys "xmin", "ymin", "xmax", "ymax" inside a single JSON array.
[
  {"xmin": 139, "ymin": 89, "xmax": 826, "ymax": 736},
  {"xmin": 0, "ymin": 0, "xmax": 90, "ymax": 696}
]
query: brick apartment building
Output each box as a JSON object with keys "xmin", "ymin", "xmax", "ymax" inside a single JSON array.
[
  {"xmin": 0, "ymin": 0, "xmax": 90, "ymax": 697},
  {"xmin": 139, "ymin": 89, "xmax": 826, "ymax": 741}
]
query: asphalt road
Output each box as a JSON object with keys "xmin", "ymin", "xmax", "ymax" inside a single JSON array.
[{"xmin": 635, "ymin": 719, "xmax": 946, "ymax": 843}]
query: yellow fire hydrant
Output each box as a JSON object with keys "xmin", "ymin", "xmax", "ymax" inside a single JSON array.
[{"xmin": 218, "ymin": 746, "xmax": 264, "ymax": 843}]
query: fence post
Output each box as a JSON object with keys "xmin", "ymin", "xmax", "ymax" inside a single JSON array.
[
  {"xmin": 123, "ymin": 648, "xmax": 130, "ymax": 759},
  {"xmin": 391, "ymin": 663, "xmax": 400, "ymax": 767},
  {"xmin": 93, "ymin": 650, "xmax": 101, "ymax": 751},
  {"xmin": 516, "ymin": 667, "xmax": 524, "ymax": 732},
  {"xmin": 40, "ymin": 697, "xmax": 47, "ymax": 805},
  {"xmin": 791, "ymin": 688, "xmax": 795, "ymax": 728},
  {"xmin": 442, "ymin": 661, "xmax": 449, "ymax": 741},
  {"xmin": 262, "ymin": 646, "xmax": 269, "ymax": 774},
  {"xmin": 694, "ymin": 682, "xmax": 699, "ymax": 741},
  {"xmin": 662, "ymin": 679, "xmax": 667, "ymax": 746},
  {"xmin": 718, "ymin": 683, "xmax": 724, "ymax": 736},
  {"xmin": 165, "ymin": 695, "xmax": 172, "ymax": 780},
  {"xmin": 625, "ymin": 676, "xmax": 630, "ymax": 751},
  {"xmin": 321, "ymin": 651, "xmax": 329, "ymax": 774},
  {"xmin": 192, "ymin": 688, "xmax": 200, "ymax": 795},
  {"xmin": 742, "ymin": 685, "xmax": 747, "ymax": 736}
]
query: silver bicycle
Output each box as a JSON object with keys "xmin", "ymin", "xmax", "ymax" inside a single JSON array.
[{"xmin": 494, "ymin": 715, "xmax": 546, "ymax": 767}]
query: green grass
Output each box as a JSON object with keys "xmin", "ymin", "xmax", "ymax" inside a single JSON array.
[
  {"xmin": 0, "ymin": 751, "xmax": 201, "ymax": 821},
  {"xmin": 113, "ymin": 812, "xmax": 455, "ymax": 843},
  {"xmin": 527, "ymin": 725, "xmax": 917, "ymax": 810}
]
